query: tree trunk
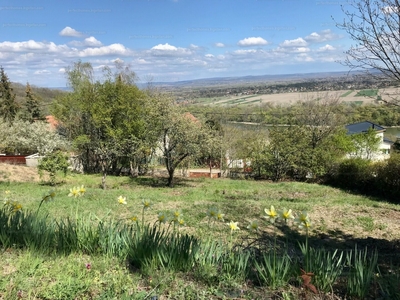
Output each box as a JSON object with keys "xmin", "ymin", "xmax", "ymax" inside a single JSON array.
[
  {"xmin": 101, "ymin": 171, "xmax": 107, "ymax": 189},
  {"xmin": 209, "ymin": 156, "xmax": 213, "ymax": 178},
  {"xmin": 167, "ymin": 167, "xmax": 175, "ymax": 187}
]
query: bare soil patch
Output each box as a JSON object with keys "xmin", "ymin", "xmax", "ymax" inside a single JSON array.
[{"xmin": 0, "ymin": 163, "xmax": 43, "ymax": 182}]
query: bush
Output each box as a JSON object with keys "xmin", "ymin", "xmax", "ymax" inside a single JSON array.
[
  {"xmin": 329, "ymin": 158, "xmax": 375, "ymax": 192},
  {"xmin": 375, "ymin": 153, "xmax": 400, "ymax": 201},
  {"xmin": 38, "ymin": 150, "xmax": 69, "ymax": 185}
]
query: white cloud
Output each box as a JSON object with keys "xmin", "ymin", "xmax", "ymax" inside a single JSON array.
[
  {"xmin": 280, "ymin": 38, "xmax": 308, "ymax": 47},
  {"xmin": 113, "ymin": 58, "xmax": 124, "ymax": 64},
  {"xmin": 149, "ymin": 43, "xmax": 193, "ymax": 56},
  {"xmin": 296, "ymin": 53, "xmax": 314, "ymax": 62},
  {"xmin": 318, "ymin": 44, "xmax": 335, "ymax": 51},
  {"xmin": 59, "ymin": 26, "xmax": 83, "ymax": 37},
  {"xmin": 34, "ymin": 69, "xmax": 51, "ymax": 75},
  {"xmin": 0, "ymin": 40, "xmax": 69, "ymax": 53},
  {"xmin": 382, "ymin": 6, "xmax": 398, "ymax": 14},
  {"xmin": 69, "ymin": 37, "xmax": 103, "ymax": 47},
  {"xmin": 238, "ymin": 37, "xmax": 268, "ymax": 46},
  {"xmin": 84, "ymin": 37, "xmax": 102, "ymax": 47},
  {"xmin": 152, "ymin": 43, "xmax": 178, "ymax": 51},
  {"xmin": 58, "ymin": 68, "xmax": 66, "ymax": 73},
  {"xmin": 234, "ymin": 49, "xmax": 258, "ymax": 55},
  {"xmin": 305, "ymin": 30, "xmax": 340, "ymax": 43},
  {"xmin": 294, "ymin": 47, "xmax": 310, "ymax": 53},
  {"xmin": 205, "ymin": 54, "xmax": 214, "ymax": 58},
  {"xmin": 215, "ymin": 42, "xmax": 225, "ymax": 48},
  {"xmin": 78, "ymin": 44, "xmax": 131, "ymax": 57}
]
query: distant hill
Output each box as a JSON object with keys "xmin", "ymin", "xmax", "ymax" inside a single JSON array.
[
  {"xmin": 10, "ymin": 82, "xmax": 67, "ymax": 116},
  {"xmin": 143, "ymin": 71, "xmax": 363, "ymax": 89}
]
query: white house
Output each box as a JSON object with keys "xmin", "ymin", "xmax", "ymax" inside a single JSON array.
[{"xmin": 345, "ymin": 121, "xmax": 393, "ymax": 161}]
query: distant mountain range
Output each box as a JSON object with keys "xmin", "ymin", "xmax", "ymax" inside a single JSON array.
[{"xmin": 47, "ymin": 70, "xmax": 365, "ymax": 91}]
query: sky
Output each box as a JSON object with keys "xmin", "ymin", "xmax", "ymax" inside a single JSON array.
[{"xmin": 0, "ymin": 0, "xmax": 355, "ymax": 87}]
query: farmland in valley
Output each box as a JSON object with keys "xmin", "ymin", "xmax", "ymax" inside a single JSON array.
[{"xmin": 190, "ymin": 87, "xmax": 398, "ymax": 107}]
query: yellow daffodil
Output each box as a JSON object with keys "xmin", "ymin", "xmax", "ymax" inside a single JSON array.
[
  {"xmin": 157, "ymin": 212, "xmax": 168, "ymax": 224},
  {"xmin": 177, "ymin": 218, "xmax": 185, "ymax": 226},
  {"xmin": 117, "ymin": 196, "xmax": 127, "ymax": 205},
  {"xmin": 12, "ymin": 202, "xmax": 22, "ymax": 213},
  {"xmin": 130, "ymin": 215, "xmax": 138, "ymax": 222},
  {"xmin": 49, "ymin": 190, "xmax": 56, "ymax": 200},
  {"xmin": 298, "ymin": 220, "xmax": 312, "ymax": 230},
  {"xmin": 227, "ymin": 221, "xmax": 240, "ymax": 232},
  {"xmin": 172, "ymin": 210, "xmax": 182, "ymax": 221},
  {"xmin": 295, "ymin": 211, "xmax": 310, "ymax": 225},
  {"xmin": 207, "ymin": 207, "xmax": 218, "ymax": 219},
  {"xmin": 264, "ymin": 205, "xmax": 278, "ymax": 223},
  {"xmin": 217, "ymin": 212, "xmax": 225, "ymax": 222},
  {"xmin": 142, "ymin": 199, "xmax": 151, "ymax": 210},
  {"xmin": 68, "ymin": 187, "xmax": 80, "ymax": 198},
  {"xmin": 279, "ymin": 208, "xmax": 294, "ymax": 223},
  {"xmin": 4, "ymin": 190, "xmax": 10, "ymax": 195},
  {"xmin": 78, "ymin": 185, "xmax": 86, "ymax": 196},
  {"xmin": 247, "ymin": 220, "xmax": 259, "ymax": 232}
]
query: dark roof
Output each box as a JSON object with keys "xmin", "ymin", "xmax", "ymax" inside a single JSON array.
[{"xmin": 346, "ymin": 121, "xmax": 385, "ymax": 134}]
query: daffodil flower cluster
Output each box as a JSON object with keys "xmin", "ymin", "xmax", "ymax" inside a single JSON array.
[
  {"xmin": 68, "ymin": 185, "xmax": 86, "ymax": 198},
  {"xmin": 207, "ymin": 207, "xmax": 224, "ymax": 225},
  {"xmin": 3, "ymin": 199, "xmax": 23, "ymax": 213},
  {"xmin": 2, "ymin": 190, "xmax": 22, "ymax": 213},
  {"xmin": 295, "ymin": 211, "xmax": 311, "ymax": 230},
  {"xmin": 157, "ymin": 210, "xmax": 185, "ymax": 227},
  {"xmin": 264, "ymin": 205, "xmax": 296, "ymax": 224}
]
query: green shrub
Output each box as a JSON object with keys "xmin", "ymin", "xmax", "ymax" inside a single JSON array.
[
  {"xmin": 38, "ymin": 150, "xmax": 69, "ymax": 185},
  {"xmin": 375, "ymin": 153, "xmax": 400, "ymax": 201},
  {"xmin": 331, "ymin": 158, "xmax": 375, "ymax": 191}
]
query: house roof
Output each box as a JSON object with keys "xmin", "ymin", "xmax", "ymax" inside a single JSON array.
[
  {"xmin": 345, "ymin": 121, "xmax": 385, "ymax": 134},
  {"xmin": 45, "ymin": 115, "xmax": 59, "ymax": 130}
]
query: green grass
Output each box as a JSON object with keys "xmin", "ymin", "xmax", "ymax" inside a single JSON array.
[
  {"xmin": 1, "ymin": 173, "xmax": 400, "ymax": 299},
  {"xmin": 355, "ymin": 89, "xmax": 378, "ymax": 97},
  {"xmin": 341, "ymin": 90, "xmax": 354, "ymax": 97}
]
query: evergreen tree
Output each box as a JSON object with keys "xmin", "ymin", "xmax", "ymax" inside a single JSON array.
[
  {"xmin": 25, "ymin": 82, "xmax": 41, "ymax": 122},
  {"xmin": 0, "ymin": 66, "xmax": 19, "ymax": 123}
]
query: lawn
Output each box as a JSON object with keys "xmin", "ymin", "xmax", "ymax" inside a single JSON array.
[
  {"xmin": 1, "ymin": 165, "xmax": 400, "ymax": 299},
  {"xmin": 355, "ymin": 89, "xmax": 379, "ymax": 97}
]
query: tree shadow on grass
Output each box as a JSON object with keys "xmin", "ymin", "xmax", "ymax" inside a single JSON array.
[
  {"xmin": 322, "ymin": 182, "xmax": 400, "ymax": 206},
  {"xmin": 240, "ymin": 223, "xmax": 400, "ymax": 269},
  {"xmin": 126, "ymin": 176, "xmax": 195, "ymax": 188}
]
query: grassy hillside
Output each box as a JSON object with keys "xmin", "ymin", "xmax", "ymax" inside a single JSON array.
[
  {"xmin": 1, "ymin": 166, "xmax": 399, "ymax": 299},
  {"xmin": 11, "ymin": 82, "xmax": 67, "ymax": 116}
]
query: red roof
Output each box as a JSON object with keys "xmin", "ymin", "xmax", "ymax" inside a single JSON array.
[{"xmin": 45, "ymin": 115, "xmax": 59, "ymax": 130}]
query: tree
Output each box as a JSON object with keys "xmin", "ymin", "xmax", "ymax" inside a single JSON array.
[
  {"xmin": 348, "ymin": 127, "xmax": 381, "ymax": 160},
  {"xmin": 262, "ymin": 126, "xmax": 309, "ymax": 181},
  {"xmin": 336, "ymin": 0, "xmax": 400, "ymax": 105},
  {"xmin": 0, "ymin": 119, "xmax": 68, "ymax": 155},
  {"xmin": 289, "ymin": 94, "xmax": 348, "ymax": 178},
  {"xmin": 52, "ymin": 61, "xmax": 148, "ymax": 188},
  {"xmin": 146, "ymin": 92, "xmax": 207, "ymax": 187},
  {"xmin": 0, "ymin": 66, "xmax": 19, "ymax": 123},
  {"xmin": 24, "ymin": 82, "xmax": 42, "ymax": 122},
  {"xmin": 202, "ymin": 118, "xmax": 224, "ymax": 177}
]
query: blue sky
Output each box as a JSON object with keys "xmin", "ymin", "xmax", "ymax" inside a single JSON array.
[{"xmin": 0, "ymin": 0, "xmax": 354, "ymax": 87}]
